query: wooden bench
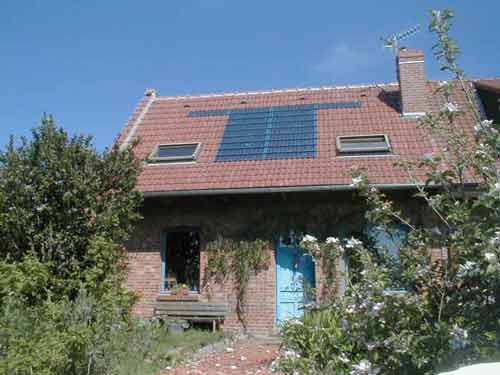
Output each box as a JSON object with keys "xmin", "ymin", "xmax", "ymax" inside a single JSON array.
[{"xmin": 154, "ymin": 301, "xmax": 229, "ymax": 332}]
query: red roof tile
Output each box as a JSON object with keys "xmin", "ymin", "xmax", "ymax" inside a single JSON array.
[{"xmin": 118, "ymin": 81, "xmax": 478, "ymax": 195}]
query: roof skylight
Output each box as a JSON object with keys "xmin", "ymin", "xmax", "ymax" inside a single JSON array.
[
  {"xmin": 149, "ymin": 143, "xmax": 200, "ymax": 163},
  {"xmin": 336, "ymin": 135, "xmax": 391, "ymax": 155}
]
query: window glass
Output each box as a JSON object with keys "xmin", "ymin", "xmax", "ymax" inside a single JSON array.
[
  {"xmin": 150, "ymin": 143, "xmax": 199, "ymax": 162},
  {"xmin": 337, "ymin": 135, "xmax": 391, "ymax": 154}
]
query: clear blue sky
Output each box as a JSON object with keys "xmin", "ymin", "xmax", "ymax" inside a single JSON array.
[{"xmin": 1, "ymin": 1, "xmax": 499, "ymax": 150}]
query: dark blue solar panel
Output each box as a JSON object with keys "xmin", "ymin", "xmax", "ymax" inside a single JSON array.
[
  {"xmin": 187, "ymin": 101, "xmax": 361, "ymax": 162},
  {"xmin": 263, "ymin": 107, "xmax": 316, "ymax": 160}
]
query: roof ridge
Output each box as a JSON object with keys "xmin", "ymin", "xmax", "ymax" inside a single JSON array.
[
  {"xmin": 153, "ymin": 81, "xmax": 400, "ymax": 101},
  {"xmin": 467, "ymin": 76, "xmax": 500, "ymax": 82}
]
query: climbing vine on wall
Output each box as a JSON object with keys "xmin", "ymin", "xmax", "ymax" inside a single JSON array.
[
  {"xmin": 203, "ymin": 237, "xmax": 270, "ymax": 331},
  {"xmin": 300, "ymin": 235, "xmax": 342, "ymax": 301}
]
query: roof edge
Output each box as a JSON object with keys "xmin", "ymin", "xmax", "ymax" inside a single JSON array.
[
  {"xmin": 142, "ymin": 183, "xmax": 419, "ymax": 197},
  {"xmin": 153, "ymin": 82, "xmax": 400, "ymax": 101},
  {"xmin": 119, "ymin": 95, "xmax": 156, "ymax": 150}
]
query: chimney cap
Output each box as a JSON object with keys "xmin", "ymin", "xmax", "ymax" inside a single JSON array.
[
  {"xmin": 398, "ymin": 48, "xmax": 424, "ymax": 59},
  {"xmin": 144, "ymin": 88, "xmax": 157, "ymax": 97}
]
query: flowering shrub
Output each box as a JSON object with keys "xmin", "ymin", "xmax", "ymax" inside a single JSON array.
[{"xmin": 278, "ymin": 9, "xmax": 500, "ymax": 374}]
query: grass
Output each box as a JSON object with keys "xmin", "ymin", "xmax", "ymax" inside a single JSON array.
[{"xmin": 114, "ymin": 327, "xmax": 225, "ymax": 375}]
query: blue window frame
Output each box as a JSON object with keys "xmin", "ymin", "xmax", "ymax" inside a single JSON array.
[{"xmin": 160, "ymin": 232, "xmax": 167, "ymax": 293}]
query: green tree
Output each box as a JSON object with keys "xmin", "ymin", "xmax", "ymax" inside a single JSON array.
[{"xmin": 0, "ymin": 115, "xmax": 142, "ymax": 298}]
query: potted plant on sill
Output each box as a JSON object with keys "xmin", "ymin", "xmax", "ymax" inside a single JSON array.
[{"xmin": 171, "ymin": 283, "xmax": 190, "ymax": 296}]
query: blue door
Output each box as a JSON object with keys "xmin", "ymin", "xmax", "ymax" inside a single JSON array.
[{"xmin": 276, "ymin": 242, "xmax": 316, "ymax": 324}]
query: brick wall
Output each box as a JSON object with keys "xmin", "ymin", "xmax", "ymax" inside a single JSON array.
[
  {"xmin": 125, "ymin": 190, "xmax": 429, "ymax": 336},
  {"xmin": 397, "ymin": 48, "xmax": 428, "ymax": 116},
  {"xmin": 127, "ymin": 250, "xmax": 161, "ymax": 316}
]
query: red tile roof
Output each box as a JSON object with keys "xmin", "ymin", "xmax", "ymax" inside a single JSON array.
[{"xmin": 117, "ymin": 81, "xmax": 477, "ymax": 195}]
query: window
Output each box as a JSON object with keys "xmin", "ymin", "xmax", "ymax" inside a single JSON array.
[
  {"xmin": 336, "ymin": 135, "xmax": 391, "ymax": 155},
  {"xmin": 365, "ymin": 224, "xmax": 408, "ymax": 259},
  {"xmin": 161, "ymin": 230, "xmax": 200, "ymax": 293},
  {"xmin": 365, "ymin": 223, "xmax": 409, "ymax": 291},
  {"xmin": 149, "ymin": 143, "xmax": 201, "ymax": 163}
]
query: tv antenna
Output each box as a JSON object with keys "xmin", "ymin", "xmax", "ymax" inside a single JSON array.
[{"xmin": 382, "ymin": 24, "xmax": 421, "ymax": 54}]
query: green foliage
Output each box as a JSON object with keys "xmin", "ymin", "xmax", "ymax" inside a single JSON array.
[
  {"xmin": 204, "ymin": 237, "xmax": 270, "ymax": 330},
  {"xmin": 0, "ymin": 283, "xmax": 222, "ymax": 375},
  {"xmin": 278, "ymin": 8, "xmax": 500, "ymax": 374},
  {"xmin": 300, "ymin": 235, "xmax": 342, "ymax": 299},
  {"xmin": 0, "ymin": 115, "xmax": 142, "ymax": 298},
  {"xmin": 279, "ymin": 246, "xmax": 452, "ymax": 375},
  {"xmin": 0, "ymin": 255, "xmax": 50, "ymax": 304},
  {"xmin": 0, "ymin": 116, "xmax": 151, "ymax": 373}
]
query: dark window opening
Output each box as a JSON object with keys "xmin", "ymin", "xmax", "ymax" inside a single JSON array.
[
  {"xmin": 476, "ymin": 84, "xmax": 500, "ymax": 124},
  {"xmin": 164, "ymin": 231, "xmax": 200, "ymax": 292}
]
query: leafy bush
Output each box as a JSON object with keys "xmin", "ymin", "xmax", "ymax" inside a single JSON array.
[
  {"xmin": 0, "ymin": 115, "xmax": 142, "ymax": 299},
  {"xmin": 0, "ymin": 277, "xmax": 220, "ymax": 375}
]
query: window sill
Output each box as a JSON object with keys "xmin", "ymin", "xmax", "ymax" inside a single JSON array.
[{"xmin": 157, "ymin": 293, "xmax": 200, "ymax": 302}]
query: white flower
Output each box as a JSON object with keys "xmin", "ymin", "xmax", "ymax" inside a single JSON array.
[
  {"xmin": 300, "ymin": 234, "xmax": 317, "ymax": 244},
  {"xmin": 350, "ymin": 176, "xmax": 364, "ymax": 188},
  {"xmin": 456, "ymin": 261, "xmax": 479, "ymax": 278},
  {"xmin": 345, "ymin": 237, "xmax": 363, "ymax": 249},
  {"xmin": 339, "ymin": 353, "xmax": 350, "ymax": 364},
  {"xmin": 283, "ymin": 349, "xmax": 301, "ymax": 359},
  {"xmin": 346, "ymin": 304, "xmax": 356, "ymax": 314},
  {"xmin": 350, "ymin": 359, "xmax": 380, "ymax": 375},
  {"xmin": 475, "ymin": 144, "xmax": 488, "ymax": 158},
  {"xmin": 475, "ymin": 119, "xmax": 494, "ymax": 134},
  {"xmin": 367, "ymin": 302, "xmax": 384, "ymax": 318},
  {"xmin": 441, "ymin": 102, "xmax": 459, "ymax": 113},
  {"xmin": 300, "ymin": 234, "xmax": 320, "ymax": 253},
  {"xmin": 482, "ymin": 119, "xmax": 493, "ymax": 128},
  {"xmin": 326, "ymin": 236, "xmax": 340, "ymax": 244},
  {"xmin": 485, "ymin": 252, "xmax": 498, "ymax": 265},
  {"xmin": 366, "ymin": 342, "xmax": 377, "ymax": 351}
]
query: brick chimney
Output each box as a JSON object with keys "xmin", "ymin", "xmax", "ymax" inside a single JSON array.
[{"xmin": 397, "ymin": 48, "xmax": 428, "ymax": 118}]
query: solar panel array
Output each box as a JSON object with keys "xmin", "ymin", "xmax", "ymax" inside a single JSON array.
[{"xmin": 188, "ymin": 101, "xmax": 361, "ymax": 162}]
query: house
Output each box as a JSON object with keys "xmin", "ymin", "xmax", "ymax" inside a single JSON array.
[{"xmin": 118, "ymin": 49, "xmax": 498, "ymax": 336}]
